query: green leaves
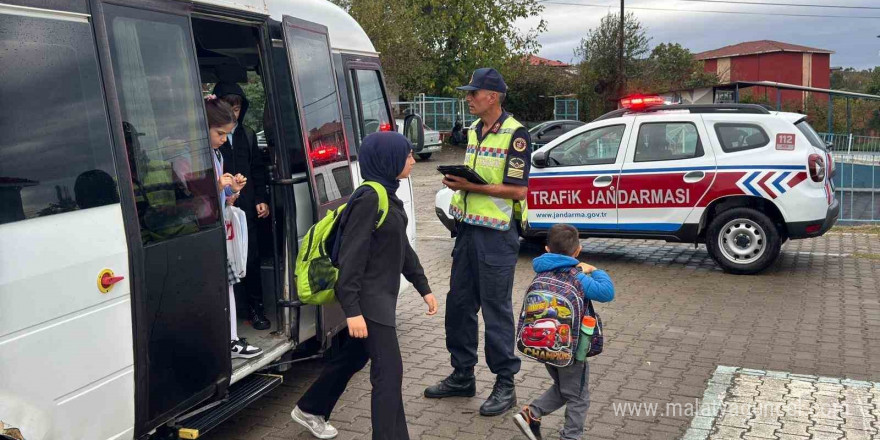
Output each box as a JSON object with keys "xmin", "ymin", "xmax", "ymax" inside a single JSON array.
[
  {"xmin": 337, "ymin": 0, "xmax": 546, "ymax": 97},
  {"xmin": 573, "ymin": 12, "xmax": 718, "ymax": 120}
]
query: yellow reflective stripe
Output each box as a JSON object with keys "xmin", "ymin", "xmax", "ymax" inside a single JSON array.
[{"xmin": 179, "ymin": 428, "xmax": 200, "ymax": 439}]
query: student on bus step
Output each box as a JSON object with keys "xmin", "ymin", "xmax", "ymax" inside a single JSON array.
[
  {"xmin": 213, "ymin": 82, "xmax": 272, "ymax": 331},
  {"xmin": 205, "ymin": 95, "xmax": 262, "ymax": 359}
]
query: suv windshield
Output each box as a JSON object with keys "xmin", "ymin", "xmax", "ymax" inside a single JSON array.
[
  {"xmin": 529, "ymin": 122, "xmax": 552, "ymax": 135},
  {"xmin": 795, "ymin": 120, "xmax": 827, "ymax": 151}
]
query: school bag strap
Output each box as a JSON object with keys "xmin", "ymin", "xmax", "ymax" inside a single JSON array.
[{"xmin": 360, "ymin": 181, "xmax": 389, "ymax": 229}]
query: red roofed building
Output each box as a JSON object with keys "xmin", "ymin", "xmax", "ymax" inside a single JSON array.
[
  {"xmin": 525, "ymin": 54, "xmax": 570, "ymax": 68},
  {"xmin": 695, "ymin": 40, "xmax": 833, "ymax": 104}
]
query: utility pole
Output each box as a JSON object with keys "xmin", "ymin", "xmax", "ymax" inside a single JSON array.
[{"xmin": 618, "ymin": 0, "xmax": 625, "ymax": 100}]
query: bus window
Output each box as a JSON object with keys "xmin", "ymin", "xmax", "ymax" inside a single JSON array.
[
  {"xmin": 285, "ymin": 23, "xmax": 353, "ymax": 206},
  {"xmin": 104, "ymin": 5, "xmax": 220, "ymax": 243},
  {"xmin": 352, "ymin": 70, "xmax": 391, "ymax": 142},
  {"xmin": 0, "ymin": 13, "xmax": 118, "ymax": 225}
]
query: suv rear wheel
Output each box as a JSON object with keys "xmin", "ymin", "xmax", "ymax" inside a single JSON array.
[{"xmin": 705, "ymin": 207, "xmax": 782, "ymax": 274}]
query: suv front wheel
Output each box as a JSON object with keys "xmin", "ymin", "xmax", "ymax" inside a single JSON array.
[{"xmin": 705, "ymin": 207, "xmax": 782, "ymax": 275}]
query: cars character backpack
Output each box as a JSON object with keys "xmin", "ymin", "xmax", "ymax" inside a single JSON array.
[{"xmin": 515, "ymin": 267, "xmax": 585, "ymax": 367}]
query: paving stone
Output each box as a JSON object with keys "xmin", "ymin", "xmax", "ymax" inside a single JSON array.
[{"xmin": 200, "ymin": 148, "xmax": 880, "ymax": 439}]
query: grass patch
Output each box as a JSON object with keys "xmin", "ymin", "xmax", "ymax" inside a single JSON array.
[
  {"xmin": 830, "ymin": 225, "xmax": 880, "ymax": 235},
  {"xmin": 853, "ymin": 252, "xmax": 880, "ymax": 261}
]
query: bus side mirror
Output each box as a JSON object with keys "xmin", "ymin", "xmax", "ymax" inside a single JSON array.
[
  {"xmin": 403, "ymin": 114, "xmax": 425, "ymax": 152},
  {"xmin": 533, "ymin": 150, "xmax": 548, "ymax": 168}
]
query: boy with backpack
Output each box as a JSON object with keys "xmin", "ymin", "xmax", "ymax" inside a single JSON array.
[{"xmin": 512, "ymin": 224, "xmax": 614, "ymax": 440}]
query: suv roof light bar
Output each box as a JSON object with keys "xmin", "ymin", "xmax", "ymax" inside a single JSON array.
[{"xmin": 593, "ymin": 103, "xmax": 771, "ymax": 122}]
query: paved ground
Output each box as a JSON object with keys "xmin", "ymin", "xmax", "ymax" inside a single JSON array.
[
  {"xmin": 205, "ymin": 144, "xmax": 880, "ymax": 440},
  {"xmin": 683, "ymin": 367, "xmax": 880, "ymax": 440}
]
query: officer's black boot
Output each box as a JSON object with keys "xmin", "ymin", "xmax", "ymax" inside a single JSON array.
[
  {"xmin": 479, "ymin": 375, "xmax": 516, "ymax": 416},
  {"xmin": 424, "ymin": 368, "xmax": 476, "ymax": 398},
  {"xmin": 249, "ymin": 304, "xmax": 271, "ymax": 331}
]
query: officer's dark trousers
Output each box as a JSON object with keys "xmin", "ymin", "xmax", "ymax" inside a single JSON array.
[
  {"xmin": 233, "ymin": 223, "xmax": 264, "ymax": 312},
  {"xmin": 298, "ymin": 319, "xmax": 409, "ymax": 440},
  {"xmin": 446, "ymin": 222, "xmax": 522, "ymax": 377}
]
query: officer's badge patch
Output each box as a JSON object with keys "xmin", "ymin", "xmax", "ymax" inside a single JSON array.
[
  {"xmin": 509, "ymin": 157, "xmax": 525, "ymax": 169},
  {"xmin": 513, "ymin": 137, "xmax": 527, "ymax": 152},
  {"xmin": 491, "ymin": 122, "xmax": 501, "ymax": 133}
]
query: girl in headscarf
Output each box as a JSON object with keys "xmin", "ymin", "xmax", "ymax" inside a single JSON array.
[
  {"xmin": 291, "ymin": 131, "xmax": 437, "ymax": 440},
  {"xmin": 205, "ymin": 96, "xmax": 262, "ymax": 359}
]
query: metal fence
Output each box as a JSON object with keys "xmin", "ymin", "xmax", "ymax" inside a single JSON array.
[
  {"xmin": 819, "ymin": 132, "xmax": 880, "ymax": 224},
  {"xmin": 391, "ymin": 94, "xmax": 477, "ymax": 132},
  {"xmin": 554, "ymin": 98, "xmax": 579, "ymax": 121}
]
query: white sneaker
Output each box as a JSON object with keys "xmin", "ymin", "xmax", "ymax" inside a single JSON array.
[
  {"xmin": 291, "ymin": 406, "xmax": 338, "ymax": 439},
  {"xmin": 230, "ymin": 338, "xmax": 262, "ymax": 359}
]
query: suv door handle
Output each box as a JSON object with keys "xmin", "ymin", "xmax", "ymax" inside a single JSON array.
[
  {"xmin": 683, "ymin": 171, "xmax": 705, "ymax": 183},
  {"xmin": 593, "ymin": 175, "xmax": 614, "ymax": 187}
]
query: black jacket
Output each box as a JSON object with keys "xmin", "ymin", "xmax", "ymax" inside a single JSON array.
[
  {"xmin": 333, "ymin": 187, "xmax": 431, "ymax": 327},
  {"xmin": 213, "ymin": 82, "xmax": 267, "ymax": 221}
]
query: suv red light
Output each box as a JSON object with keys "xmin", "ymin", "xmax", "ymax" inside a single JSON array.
[
  {"xmin": 805, "ymin": 224, "xmax": 822, "ymax": 234},
  {"xmin": 826, "ymin": 152, "xmax": 835, "ymax": 179},
  {"xmin": 808, "ymin": 153, "xmax": 825, "ymax": 182},
  {"xmin": 621, "ymin": 95, "xmax": 665, "ymax": 111}
]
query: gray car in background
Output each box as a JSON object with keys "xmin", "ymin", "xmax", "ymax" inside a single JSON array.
[{"xmin": 530, "ymin": 120, "xmax": 584, "ymax": 150}]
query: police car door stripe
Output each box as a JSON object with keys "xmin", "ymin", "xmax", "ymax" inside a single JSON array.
[
  {"xmin": 757, "ymin": 172, "xmax": 776, "ymax": 199},
  {"xmin": 740, "ymin": 172, "xmax": 761, "ymax": 197},
  {"xmin": 772, "ymin": 172, "xmax": 790, "ymax": 194},
  {"xmin": 531, "ymin": 165, "xmax": 804, "ymax": 179},
  {"xmin": 529, "ymin": 222, "xmax": 681, "ymax": 232}
]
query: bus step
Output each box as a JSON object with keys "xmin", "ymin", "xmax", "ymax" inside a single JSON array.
[{"xmin": 177, "ymin": 373, "xmax": 283, "ymax": 439}]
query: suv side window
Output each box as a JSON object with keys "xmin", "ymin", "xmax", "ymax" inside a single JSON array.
[
  {"xmin": 634, "ymin": 122, "xmax": 703, "ymax": 162},
  {"xmin": 0, "ymin": 12, "xmax": 119, "ymax": 226},
  {"xmin": 547, "ymin": 125, "xmax": 626, "ymax": 167},
  {"xmin": 714, "ymin": 123, "xmax": 769, "ymax": 153},
  {"xmin": 795, "ymin": 120, "xmax": 826, "ymax": 150}
]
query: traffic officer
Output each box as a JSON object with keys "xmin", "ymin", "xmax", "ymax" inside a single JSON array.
[{"xmin": 424, "ymin": 68, "xmax": 531, "ymax": 416}]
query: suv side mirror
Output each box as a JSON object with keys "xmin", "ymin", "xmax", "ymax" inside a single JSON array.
[
  {"xmin": 403, "ymin": 114, "xmax": 425, "ymax": 152},
  {"xmin": 533, "ymin": 150, "xmax": 548, "ymax": 168}
]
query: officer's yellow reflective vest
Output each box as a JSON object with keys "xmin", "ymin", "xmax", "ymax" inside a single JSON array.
[
  {"xmin": 449, "ymin": 117, "xmax": 527, "ymax": 231},
  {"xmin": 141, "ymin": 160, "xmax": 176, "ymax": 209}
]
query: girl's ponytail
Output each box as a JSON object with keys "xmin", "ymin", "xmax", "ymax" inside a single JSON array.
[{"xmin": 205, "ymin": 94, "xmax": 236, "ymax": 128}]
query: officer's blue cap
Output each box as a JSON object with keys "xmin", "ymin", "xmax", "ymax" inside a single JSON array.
[{"xmin": 457, "ymin": 68, "xmax": 508, "ymax": 94}]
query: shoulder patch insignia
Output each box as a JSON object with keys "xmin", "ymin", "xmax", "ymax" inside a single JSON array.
[
  {"xmin": 513, "ymin": 137, "xmax": 527, "ymax": 152},
  {"xmin": 507, "ymin": 168, "xmax": 524, "ymax": 179},
  {"xmin": 509, "ymin": 157, "xmax": 525, "ymax": 169}
]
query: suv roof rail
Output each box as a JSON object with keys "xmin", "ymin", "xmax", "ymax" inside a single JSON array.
[{"xmin": 593, "ymin": 103, "xmax": 772, "ymax": 122}]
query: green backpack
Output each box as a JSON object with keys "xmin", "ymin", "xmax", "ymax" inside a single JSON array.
[{"xmin": 295, "ymin": 181, "xmax": 389, "ymax": 305}]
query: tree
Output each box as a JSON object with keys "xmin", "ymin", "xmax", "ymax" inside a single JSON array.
[
  {"xmin": 573, "ymin": 12, "xmax": 650, "ymax": 118},
  {"xmin": 502, "ymin": 60, "xmax": 577, "ymax": 122},
  {"xmin": 336, "ymin": 0, "xmax": 546, "ymax": 98},
  {"xmin": 640, "ymin": 43, "xmax": 717, "ymax": 92}
]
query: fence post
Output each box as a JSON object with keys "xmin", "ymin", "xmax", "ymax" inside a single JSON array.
[
  {"xmin": 847, "ymin": 133, "xmax": 853, "ymax": 154},
  {"xmin": 827, "ymin": 95, "xmax": 833, "ymax": 134}
]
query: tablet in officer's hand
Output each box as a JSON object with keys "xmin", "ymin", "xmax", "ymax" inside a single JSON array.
[{"xmin": 437, "ymin": 165, "xmax": 488, "ymax": 185}]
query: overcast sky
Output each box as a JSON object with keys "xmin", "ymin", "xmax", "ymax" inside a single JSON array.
[{"xmin": 516, "ymin": 0, "xmax": 880, "ymax": 70}]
